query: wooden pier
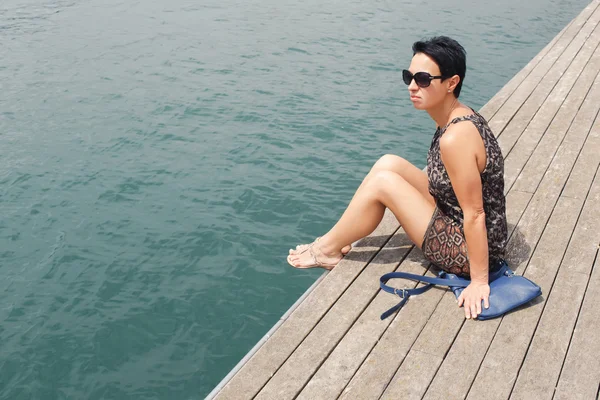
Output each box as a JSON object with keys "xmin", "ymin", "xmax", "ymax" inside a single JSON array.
[{"xmin": 208, "ymin": 1, "xmax": 600, "ymax": 398}]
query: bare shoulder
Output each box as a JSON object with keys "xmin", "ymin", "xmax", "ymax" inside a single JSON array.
[
  {"xmin": 440, "ymin": 118, "xmax": 487, "ymax": 173},
  {"xmin": 439, "ymin": 119, "xmax": 481, "ymax": 152}
]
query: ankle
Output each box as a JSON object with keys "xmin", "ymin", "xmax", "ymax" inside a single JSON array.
[{"xmin": 317, "ymin": 237, "xmax": 344, "ymax": 256}]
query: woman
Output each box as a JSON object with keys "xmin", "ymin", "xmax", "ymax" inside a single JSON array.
[{"xmin": 287, "ymin": 36, "xmax": 508, "ymax": 320}]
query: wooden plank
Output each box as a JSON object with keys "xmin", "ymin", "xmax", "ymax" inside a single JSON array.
[
  {"xmin": 295, "ymin": 246, "xmax": 435, "ymax": 400},
  {"xmin": 212, "ymin": 210, "xmax": 399, "ymax": 399},
  {"xmin": 499, "ymin": 7, "xmax": 600, "ymax": 191},
  {"xmin": 479, "ymin": 19, "xmax": 572, "ymax": 121},
  {"xmin": 509, "ymin": 168, "xmax": 600, "ymax": 400},
  {"xmin": 348, "ymin": 190, "xmax": 529, "ymax": 400},
  {"xmin": 511, "ymin": 30, "xmax": 600, "ymax": 192},
  {"xmin": 548, "ymin": 124, "xmax": 600, "ymax": 277},
  {"xmin": 561, "ymin": 110, "xmax": 600, "ymax": 198},
  {"xmin": 487, "ymin": 0, "xmax": 600, "ymax": 138},
  {"xmin": 509, "ymin": 273, "xmax": 589, "ymax": 400},
  {"xmin": 337, "ymin": 269, "xmax": 446, "ymax": 400},
  {"xmin": 554, "ymin": 254, "xmax": 600, "ymax": 400},
  {"xmin": 465, "ymin": 116, "xmax": 600, "ymax": 400},
  {"xmin": 379, "ymin": 294, "xmax": 464, "ymax": 400},
  {"xmin": 252, "ymin": 214, "xmax": 412, "ymax": 400}
]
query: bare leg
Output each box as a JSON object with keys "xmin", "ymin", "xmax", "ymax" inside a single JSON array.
[
  {"xmin": 289, "ymin": 154, "xmax": 434, "ymax": 256},
  {"xmin": 288, "ymin": 170, "xmax": 435, "ymax": 268},
  {"xmin": 351, "ymin": 154, "xmax": 434, "ymax": 207}
]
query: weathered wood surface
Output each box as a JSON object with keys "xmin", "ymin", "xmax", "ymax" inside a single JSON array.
[
  {"xmin": 553, "ymin": 255, "xmax": 600, "ymax": 400},
  {"xmin": 209, "ymin": 1, "xmax": 600, "ymax": 399}
]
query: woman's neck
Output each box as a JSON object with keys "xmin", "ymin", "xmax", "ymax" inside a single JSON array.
[{"xmin": 427, "ymin": 96, "xmax": 465, "ymax": 129}]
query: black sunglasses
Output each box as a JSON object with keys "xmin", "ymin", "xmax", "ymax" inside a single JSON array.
[{"xmin": 402, "ymin": 69, "xmax": 444, "ymax": 88}]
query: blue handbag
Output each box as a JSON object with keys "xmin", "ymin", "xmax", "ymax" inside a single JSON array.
[{"xmin": 379, "ymin": 259, "xmax": 542, "ymax": 320}]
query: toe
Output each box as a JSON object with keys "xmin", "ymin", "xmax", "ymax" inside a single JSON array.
[
  {"xmin": 287, "ymin": 255, "xmax": 297, "ymax": 267},
  {"xmin": 288, "ymin": 255, "xmax": 306, "ymax": 268},
  {"xmin": 289, "ymin": 246, "xmax": 302, "ymax": 255}
]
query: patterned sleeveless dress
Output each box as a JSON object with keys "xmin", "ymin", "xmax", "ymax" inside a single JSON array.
[{"xmin": 422, "ymin": 109, "xmax": 508, "ymax": 278}]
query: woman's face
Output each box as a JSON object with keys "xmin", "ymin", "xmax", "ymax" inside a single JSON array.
[{"xmin": 406, "ymin": 52, "xmax": 451, "ymax": 110}]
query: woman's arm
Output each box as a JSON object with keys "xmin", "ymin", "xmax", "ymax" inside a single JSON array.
[{"xmin": 439, "ymin": 121, "xmax": 490, "ymax": 318}]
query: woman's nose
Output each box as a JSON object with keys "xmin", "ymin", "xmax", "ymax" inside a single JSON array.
[{"xmin": 408, "ymin": 79, "xmax": 419, "ymax": 91}]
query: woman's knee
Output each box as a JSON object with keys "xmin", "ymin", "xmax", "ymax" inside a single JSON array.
[
  {"xmin": 362, "ymin": 155, "xmax": 409, "ymax": 186},
  {"xmin": 372, "ymin": 154, "xmax": 408, "ymax": 174},
  {"xmin": 366, "ymin": 170, "xmax": 405, "ymax": 197}
]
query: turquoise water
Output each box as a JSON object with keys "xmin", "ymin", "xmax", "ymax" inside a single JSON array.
[{"xmin": 0, "ymin": 0, "xmax": 591, "ymax": 398}]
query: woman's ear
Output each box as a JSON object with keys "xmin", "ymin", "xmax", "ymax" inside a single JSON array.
[{"xmin": 447, "ymin": 74, "xmax": 460, "ymax": 93}]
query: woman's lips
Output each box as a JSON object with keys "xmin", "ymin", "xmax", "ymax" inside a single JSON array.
[{"xmin": 410, "ymin": 95, "xmax": 420, "ymax": 101}]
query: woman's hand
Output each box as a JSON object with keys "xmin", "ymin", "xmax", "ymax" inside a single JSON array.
[{"xmin": 457, "ymin": 282, "xmax": 490, "ymax": 319}]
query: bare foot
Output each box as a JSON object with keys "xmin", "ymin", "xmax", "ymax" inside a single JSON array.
[{"xmin": 287, "ymin": 242, "xmax": 344, "ymax": 270}]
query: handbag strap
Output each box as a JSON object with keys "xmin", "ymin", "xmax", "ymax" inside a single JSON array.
[{"xmin": 379, "ymin": 271, "xmax": 470, "ymax": 320}]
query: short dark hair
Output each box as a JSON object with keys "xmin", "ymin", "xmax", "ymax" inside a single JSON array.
[{"xmin": 412, "ymin": 36, "xmax": 467, "ymax": 98}]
